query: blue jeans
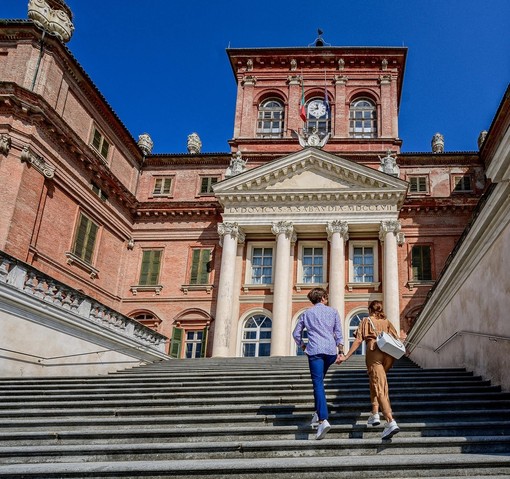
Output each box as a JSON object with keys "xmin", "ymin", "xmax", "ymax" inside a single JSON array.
[{"xmin": 307, "ymin": 353, "xmax": 337, "ymax": 421}]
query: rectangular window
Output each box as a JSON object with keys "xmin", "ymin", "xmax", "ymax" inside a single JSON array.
[
  {"xmin": 189, "ymin": 248, "xmax": 212, "ymax": 285},
  {"xmin": 153, "ymin": 177, "xmax": 172, "ymax": 196},
  {"xmin": 90, "ymin": 126, "xmax": 110, "ymax": 161},
  {"xmin": 412, "ymin": 245, "xmax": 432, "ymax": 281},
  {"xmin": 139, "ymin": 250, "xmax": 162, "ymax": 285},
  {"xmin": 353, "ymin": 246, "xmax": 374, "ymax": 283},
  {"xmin": 91, "ymin": 182, "xmax": 108, "ymax": 201},
  {"xmin": 409, "ymin": 176, "xmax": 428, "ymax": 194},
  {"xmin": 72, "ymin": 213, "xmax": 99, "ymax": 264},
  {"xmin": 302, "ymin": 247, "xmax": 324, "ymax": 284},
  {"xmin": 200, "ymin": 177, "xmax": 219, "ymax": 194},
  {"xmin": 251, "ymin": 247, "xmax": 273, "ymax": 284},
  {"xmin": 453, "ymin": 175, "xmax": 472, "ymax": 192}
]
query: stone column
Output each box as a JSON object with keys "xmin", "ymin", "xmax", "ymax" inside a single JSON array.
[
  {"xmin": 213, "ymin": 222, "xmax": 245, "ymax": 357},
  {"xmin": 379, "ymin": 220, "xmax": 402, "ymax": 332},
  {"xmin": 271, "ymin": 221, "xmax": 295, "ymax": 357},
  {"xmin": 326, "ymin": 220, "xmax": 349, "ymax": 317}
]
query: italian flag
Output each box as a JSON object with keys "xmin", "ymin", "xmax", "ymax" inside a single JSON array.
[{"xmin": 299, "ymin": 79, "xmax": 306, "ymax": 122}]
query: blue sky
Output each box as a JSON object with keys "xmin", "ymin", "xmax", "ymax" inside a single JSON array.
[{"xmin": 4, "ymin": 0, "xmax": 509, "ymax": 154}]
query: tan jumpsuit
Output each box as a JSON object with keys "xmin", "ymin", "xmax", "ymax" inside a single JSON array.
[{"xmin": 355, "ymin": 317, "xmax": 399, "ymax": 416}]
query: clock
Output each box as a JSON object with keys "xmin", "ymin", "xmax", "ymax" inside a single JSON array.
[{"xmin": 307, "ymin": 100, "xmax": 327, "ymax": 119}]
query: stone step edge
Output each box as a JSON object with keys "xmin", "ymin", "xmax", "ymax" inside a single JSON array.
[
  {"xmin": 1, "ymin": 435, "xmax": 509, "ymax": 454},
  {"xmin": 1, "ymin": 408, "xmax": 507, "ymax": 427},
  {"xmin": 1, "ymin": 421, "xmax": 509, "ymax": 440},
  {"xmin": 0, "ymin": 453, "xmax": 509, "ymax": 476}
]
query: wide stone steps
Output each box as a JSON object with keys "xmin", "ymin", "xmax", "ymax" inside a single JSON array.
[{"xmin": 0, "ymin": 356, "xmax": 510, "ymax": 478}]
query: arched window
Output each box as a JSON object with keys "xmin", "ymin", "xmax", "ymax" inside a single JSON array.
[
  {"xmin": 257, "ymin": 99, "xmax": 284, "ymax": 137},
  {"xmin": 306, "ymin": 97, "xmax": 330, "ymax": 135},
  {"xmin": 349, "ymin": 98, "xmax": 377, "ymax": 138},
  {"xmin": 241, "ymin": 314, "xmax": 272, "ymax": 357},
  {"xmin": 132, "ymin": 312, "xmax": 161, "ymax": 331},
  {"xmin": 348, "ymin": 311, "xmax": 369, "ymax": 355}
]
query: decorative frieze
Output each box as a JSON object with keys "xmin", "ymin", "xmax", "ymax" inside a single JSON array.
[
  {"xmin": 20, "ymin": 146, "xmax": 55, "ymax": 179},
  {"xmin": 217, "ymin": 222, "xmax": 245, "ymax": 246}
]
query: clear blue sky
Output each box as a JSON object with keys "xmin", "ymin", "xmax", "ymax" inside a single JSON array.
[{"xmin": 3, "ymin": 0, "xmax": 509, "ymax": 154}]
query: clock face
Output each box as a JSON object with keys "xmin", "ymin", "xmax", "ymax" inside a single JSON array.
[{"xmin": 307, "ymin": 100, "xmax": 327, "ymax": 119}]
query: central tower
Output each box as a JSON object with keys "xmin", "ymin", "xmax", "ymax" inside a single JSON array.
[{"xmin": 227, "ymin": 45, "xmax": 407, "ymax": 156}]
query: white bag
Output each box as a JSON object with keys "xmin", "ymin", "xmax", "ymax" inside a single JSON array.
[{"xmin": 368, "ymin": 317, "xmax": 406, "ymax": 359}]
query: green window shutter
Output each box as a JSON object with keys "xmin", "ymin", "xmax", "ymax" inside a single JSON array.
[
  {"xmin": 421, "ymin": 245, "xmax": 432, "ymax": 280},
  {"xmin": 100, "ymin": 138, "xmax": 110, "ymax": 159},
  {"xmin": 139, "ymin": 250, "xmax": 162, "ymax": 285},
  {"xmin": 83, "ymin": 221, "xmax": 98, "ymax": 263},
  {"xmin": 73, "ymin": 214, "xmax": 98, "ymax": 264},
  {"xmin": 200, "ymin": 326, "xmax": 209, "ymax": 358},
  {"xmin": 200, "ymin": 177, "xmax": 209, "ymax": 193},
  {"xmin": 190, "ymin": 249, "xmax": 201, "ymax": 284},
  {"xmin": 92, "ymin": 129, "xmax": 101, "ymax": 150},
  {"xmin": 169, "ymin": 326, "xmax": 184, "ymax": 358},
  {"xmin": 198, "ymin": 249, "xmax": 211, "ymax": 284}
]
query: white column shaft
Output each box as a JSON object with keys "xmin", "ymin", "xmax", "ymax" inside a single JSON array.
[
  {"xmin": 382, "ymin": 229, "xmax": 400, "ymax": 332},
  {"xmin": 328, "ymin": 232, "xmax": 345, "ymax": 316}
]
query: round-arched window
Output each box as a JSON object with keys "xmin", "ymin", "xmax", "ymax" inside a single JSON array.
[
  {"xmin": 257, "ymin": 99, "xmax": 284, "ymax": 137},
  {"xmin": 348, "ymin": 311, "xmax": 369, "ymax": 355},
  {"xmin": 349, "ymin": 98, "xmax": 377, "ymax": 138},
  {"xmin": 241, "ymin": 314, "xmax": 272, "ymax": 357}
]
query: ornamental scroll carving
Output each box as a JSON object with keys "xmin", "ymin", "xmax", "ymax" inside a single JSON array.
[
  {"xmin": 28, "ymin": 0, "xmax": 75, "ymax": 43},
  {"xmin": 217, "ymin": 222, "xmax": 245, "ymax": 247},
  {"xmin": 0, "ymin": 134, "xmax": 11, "ymax": 156},
  {"xmin": 271, "ymin": 221, "xmax": 296, "ymax": 242},
  {"xmin": 326, "ymin": 220, "xmax": 349, "ymax": 242},
  {"xmin": 379, "ymin": 220, "xmax": 405, "ymax": 245},
  {"xmin": 20, "ymin": 146, "xmax": 55, "ymax": 179}
]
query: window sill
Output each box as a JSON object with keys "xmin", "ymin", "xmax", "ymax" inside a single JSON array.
[
  {"xmin": 65, "ymin": 252, "xmax": 99, "ymax": 279},
  {"xmin": 406, "ymin": 280, "xmax": 435, "ymax": 291},
  {"xmin": 181, "ymin": 284, "xmax": 213, "ymax": 294},
  {"xmin": 242, "ymin": 283, "xmax": 274, "ymax": 292},
  {"xmin": 295, "ymin": 283, "xmax": 328, "ymax": 292},
  {"xmin": 130, "ymin": 284, "xmax": 163, "ymax": 295},
  {"xmin": 347, "ymin": 282, "xmax": 380, "ymax": 292}
]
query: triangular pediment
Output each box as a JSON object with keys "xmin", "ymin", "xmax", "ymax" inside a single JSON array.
[{"xmin": 214, "ymin": 147, "xmax": 408, "ymax": 198}]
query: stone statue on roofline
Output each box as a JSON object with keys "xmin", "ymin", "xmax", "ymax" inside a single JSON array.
[
  {"xmin": 378, "ymin": 150, "xmax": 400, "ymax": 176},
  {"xmin": 226, "ymin": 151, "xmax": 247, "ymax": 177}
]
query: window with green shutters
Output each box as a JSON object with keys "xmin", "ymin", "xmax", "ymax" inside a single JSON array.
[
  {"xmin": 139, "ymin": 250, "xmax": 162, "ymax": 285},
  {"xmin": 189, "ymin": 249, "xmax": 211, "ymax": 285},
  {"xmin": 90, "ymin": 126, "xmax": 110, "ymax": 161},
  {"xmin": 72, "ymin": 213, "xmax": 99, "ymax": 264},
  {"xmin": 409, "ymin": 176, "xmax": 428, "ymax": 194},
  {"xmin": 412, "ymin": 245, "xmax": 432, "ymax": 281},
  {"xmin": 153, "ymin": 177, "xmax": 173, "ymax": 196},
  {"xmin": 200, "ymin": 177, "xmax": 219, "ymax": 194}
]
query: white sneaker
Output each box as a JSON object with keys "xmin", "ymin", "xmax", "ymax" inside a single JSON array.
[
  {"xmin": 381, "ymin": 420, "xmax": 400, "ymax": 440},
  {"xmin": 310, "ymin": 412, "xmax": 319, "ymax": 428},
  {"xmin": 367, "ymin": 413, "xmax": 381, "ymax": 427},
  {"xmin": 315, "ymin": 419, "xmax": 331, "ymax": 440}
]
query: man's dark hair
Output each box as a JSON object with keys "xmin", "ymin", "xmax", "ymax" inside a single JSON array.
[{"xmin": 307, "ymin": 287, "xmax": 327, "ymax": 305}]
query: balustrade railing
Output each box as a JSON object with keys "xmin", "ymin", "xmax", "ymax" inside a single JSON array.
[{"xmin": 0, "ymin": 251, "xmax": 167, "ymax": 353}]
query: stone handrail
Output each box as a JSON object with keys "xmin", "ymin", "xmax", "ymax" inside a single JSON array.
[{"xmin": 0, "ymin": 250, "xmax": 167, "ymax": 353}]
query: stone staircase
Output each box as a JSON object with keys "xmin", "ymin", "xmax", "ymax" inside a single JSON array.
[{"xmin": 1, "ymin": 355, "xmax": 510, "ymax": 478}]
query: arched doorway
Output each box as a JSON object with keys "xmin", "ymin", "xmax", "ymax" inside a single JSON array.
[{"xmin": 347, "ymin": 310, "xmax": 369, "ymax": 355}]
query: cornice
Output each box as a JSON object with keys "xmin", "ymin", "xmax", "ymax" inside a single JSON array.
[
  {"xmin": 134, "ymin": 201, "xmax": 222, "ymax": 219},
  {"xmin": 0, "ymin": 22, "xmax": 142, "ymax": 160},
  {"xmin": 0, "ymin": 83, "xmax": 138, "ymax": 212},
  {"xmin": 143, "ymin": 154, "xmax": 231, "ymax": 168},
  {"xmin": 398, "ymin": 152, "xmax": 480, "ymax": 166}
]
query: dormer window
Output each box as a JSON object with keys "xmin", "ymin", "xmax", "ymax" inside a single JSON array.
[
  {"xmin": 257, "ymin": 99, "xmax": 284, "ymax": 137},
  {"xmin": 349, "ymin": 98, "xmax": 377, "ymax": 138}
]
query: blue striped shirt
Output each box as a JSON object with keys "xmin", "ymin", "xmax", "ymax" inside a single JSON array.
[{"xmin": 293, "ymin": 303, "xmax": 343, "ymax": 356}]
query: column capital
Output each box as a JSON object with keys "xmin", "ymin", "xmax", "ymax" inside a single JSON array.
[
  {"xmin": 326, "ymin": 220, "xmax": 349, "ymax": 242},
  {"xmin": 271, "ymin": 221, "xmax": 294, "ymax": 239},
  {"xmin": 379, "ymin": 220, "xmax": 401, "ymax": 241},
  {"xmin": 217, "ymin": 222, "xmax": 245, "ymax": 246}
]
